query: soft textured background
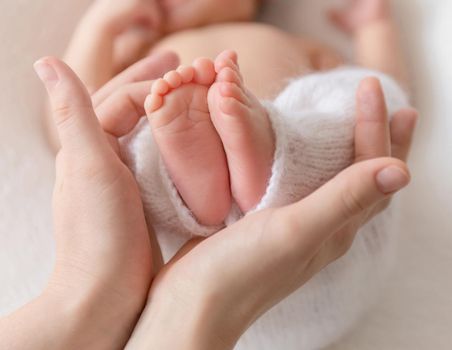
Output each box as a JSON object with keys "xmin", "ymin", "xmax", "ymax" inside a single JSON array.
[{"xmin": 0, "ymin": 0, "xmax": 451, "ymax": 349}]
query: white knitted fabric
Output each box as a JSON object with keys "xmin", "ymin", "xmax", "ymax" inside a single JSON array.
[{"xmin": 121, "ymin": 67, "xmax": 409, "ymax": 350}]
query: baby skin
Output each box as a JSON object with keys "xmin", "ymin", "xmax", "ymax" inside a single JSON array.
[
  {"xmin": 146, "ymin": 51, "xmax": 274, "ymax": 225},
  {"xmin": 59, "ymin": 0, "xmax": 408, "ymax": 226}
]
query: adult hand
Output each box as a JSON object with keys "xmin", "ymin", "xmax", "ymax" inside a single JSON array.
[
  {"xmin": 0, "ymin": 53, "xmax": 416, "ymax": 350},
  {"xmin": 0, "ymin": 52, "xmax": 178, "ymax": 350},
  {"xmin": 47, "ymin": 51, "xmax": 179, "ymax": 348},
  {"xmin": 124, "ymin": 78, "xmax": 417, "ymax": 350},
  {"xmin": 75, "ymin": 60, "xmax": 417, "ymax": 350},
  {"xmin": 41, "ymin": 57, "xmax": 416, "ymax": 350}
]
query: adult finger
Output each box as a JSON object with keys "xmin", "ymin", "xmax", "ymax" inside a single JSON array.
[
  {"xmin": 366, "ymin": 109, "xmax": 418, "ymax": 217},
  {"xmin": 92, "ymin": 51, "xmax": 179, "ymax": 106},
  {"xmin": 35, "ymin": 57, "xmax": 109, "ymax": 155},
  {"xmin": 278, "ymin": 157, "xmax": 410, "ymax": 252},
  {"xmin": 390, "ymin": 108, "xmax": 418, "ymax": 162},
  {"xmin": 96, "ymin": 80, "xmax": 152, "ymax": 137},
  {"xmin": 354, "ymin": 77, "xmax": 391, "ymax": 163},
  {"xmin": 184, "ymin": 157, "xmax": 412, "ymax": 327}
]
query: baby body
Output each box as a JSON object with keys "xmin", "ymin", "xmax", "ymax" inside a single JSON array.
[
  {"xmin": 153, "ymin": 22, "xmax": 342, "ymax": 99},
  {"xmin": 62, "ymin": 0, "xmax": 411, "ymax": 349}
]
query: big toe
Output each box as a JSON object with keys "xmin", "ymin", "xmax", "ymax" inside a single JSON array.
[
  {"xmin": 193, "ymin": 58, "xmax": 216, "ymax": 86},
  {"xmin": 214, "ymin": 52, "xmax": 243, "ymax": 87},
  {"xmin": 214, "ymin": 50, "xmax": 238, "ymax": 72}
]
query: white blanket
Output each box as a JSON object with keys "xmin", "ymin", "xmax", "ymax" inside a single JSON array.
[{"xmin": 1, "ymin": 0, "xmax": 451, "ymax": 348}]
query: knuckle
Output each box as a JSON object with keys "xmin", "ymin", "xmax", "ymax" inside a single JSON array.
[
  {"xmin": 53, "ymin": 104, "xmax": 76, "ymax": 129},
  {"xmin": 115, "ymin": 87, "xmax": 140, "ymax": 113},
  {"xmin": 340, "ymin": 186, "xmax": 367, "ymax": 220},
  {"xmin": 53, "ymin": 103, "xmax": 92, "ymax": 131}
]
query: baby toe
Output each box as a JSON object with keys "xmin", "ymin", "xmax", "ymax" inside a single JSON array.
[
  {"xmin": 193, "ymin": 58, "xmax": 216, "ymax": 86},
  {"xmin": 215, "ymin": 50, "xmax": 238, "ymax": 71},
  {"xmin": 163, "ymin": 70, "xmax": 183, "ymax": 89},
  {"xmin": 151, "ymin": 78, "xmax": 170, "ymax": 95},
  {"xmin": 219, "ymin": 82, "xmax": 249, "ymax": 105},
  {"xmin": 216, "ymin": 58, "xmax": 241, "ymax": 75},
  {"xmin": 145, "ymin": 93, "xmax": 164, "ymax": 113},
  {"xmin": 177, "ymin": 65, "xmax": 195, "ymax": 84},
  {"xmin": 219, "ymin": 96, "xmax": 249, "ymax": 117},
  {"xmin": 217, "ymin": 66, "xmax": 242, "ymax": 85}
]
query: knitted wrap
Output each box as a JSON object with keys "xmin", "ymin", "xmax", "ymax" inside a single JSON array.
[{"xmin": 121, "ymin": 67, "xmax": 409, "ymax": 350}]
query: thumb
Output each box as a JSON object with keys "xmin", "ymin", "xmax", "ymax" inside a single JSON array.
[
  {"xmin": 278, "ymin": 157, "xmax": 411, "ymax": 250},
  {"xmin": 35, "ymin": 57, "xmax": 109, "ymax": 154}
]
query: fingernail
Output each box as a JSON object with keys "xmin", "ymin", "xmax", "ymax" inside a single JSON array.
[
  {"xmin": 376, "ymin": 166, "xmax": 410, "ymax": 194},
  {"xmin": 34, "ymin": 59, "xmax": 58, "ymax": 85}
]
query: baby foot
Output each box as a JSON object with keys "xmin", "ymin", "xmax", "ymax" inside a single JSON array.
[
  {"xmin": 146, "ymin": 58, "xmax": 231, "ymax": 226},
  {"xmin": 208, "ymin": 51, "xmax": 275, "ymax": 212},
  {"xmin": 329, "ymin": 0, "xmax": 391, "ymax": 34}
]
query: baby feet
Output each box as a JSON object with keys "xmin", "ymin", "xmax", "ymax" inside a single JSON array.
[
  {"xmin": 146, "ymin": 58, "xmax": 231, "ymax": 226},
  {"xmin": 146, "ymin": 51, "xmax": 275, "ymax": 226},
  {"xmin": 208, "ymin": 51, "xmax": 275, "ymax": 212}
]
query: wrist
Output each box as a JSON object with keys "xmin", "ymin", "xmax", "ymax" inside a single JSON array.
[
  {"xmin": 0, "ymin": 291, "xmax": 123, "ymax": 350},
  {"xmin": 42, "ymin": 270, "xmax": 147, "ymax": 350},
  {"xmin": 126, "ymin": 283, "xmax": 245, "ymax": 350}
]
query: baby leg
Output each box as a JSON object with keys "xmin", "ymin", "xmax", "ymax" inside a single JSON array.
[
  {"xmin": 330, "ymin": 0, "xmax": 409, "ymax": 90},
  {"xmin": 146, "ymin": 58, "xmax": 231, "ymax": 226},
  {"xmin": 208, "ymin": 51, "xmax": 275, "ymax": 212}
]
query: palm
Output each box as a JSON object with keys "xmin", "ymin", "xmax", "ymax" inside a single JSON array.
[
  {"xmin": 46, "ymin": 52, "xmax": 179, "ymax": 312},
  {"xmin": 51, "ymin": 113, "xmax": 154, "ymax": 310}
]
